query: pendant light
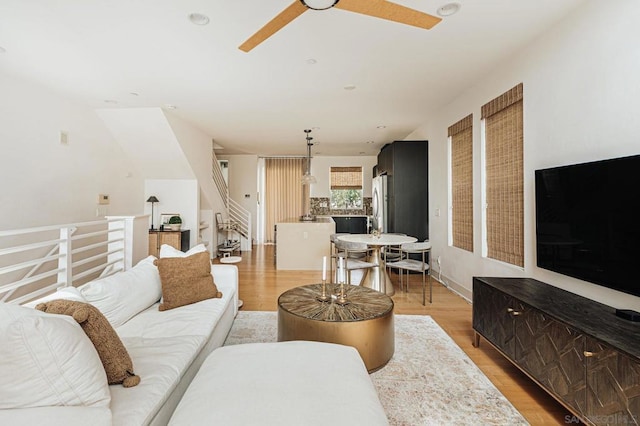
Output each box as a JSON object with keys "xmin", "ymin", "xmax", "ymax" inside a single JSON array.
[{"xmin": 301, "ymin": 129, "xmax": 317, "ymax": 184}]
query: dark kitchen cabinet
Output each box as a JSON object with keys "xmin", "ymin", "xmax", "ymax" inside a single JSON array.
[
  {"xmin": 332, "ymin": 216, "xmax": 368, "ymax": 234},
  {"xmin": 376, "ymin": 141, "xmax": 428, "ymax": 241}
]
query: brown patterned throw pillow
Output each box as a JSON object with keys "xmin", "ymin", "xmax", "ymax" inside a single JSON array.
[
  {"xmin": 154, "ymin": 251, "xmax": 222, "ymax": 311},
  {"xmin": 35, "ymin": 299, "xmax": 140, "ymax": 387}
]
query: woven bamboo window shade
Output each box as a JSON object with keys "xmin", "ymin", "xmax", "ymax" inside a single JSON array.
[
  {"xmin": 482, "ymin": 83, "xmax": 524, "ymax": 267},
  {"xmin": 449, "ymin": 114, "xmax": 473, "ymax": 253},
  {"xmin": 265, "ymin": 158, "xmax": 304, "ymax": 243},
  {"xmin": 330, "ymin": 167, "xmax": 363, "ymax": 189}
]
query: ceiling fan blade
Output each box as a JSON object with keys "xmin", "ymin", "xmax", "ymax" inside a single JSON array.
[
  {"xmin": 239, "ymin": 1, "xmax": 308, "ymax": 52},
  {"xmin": 335, "ymin": 0, "xmax": 441, "ymax": 30}
]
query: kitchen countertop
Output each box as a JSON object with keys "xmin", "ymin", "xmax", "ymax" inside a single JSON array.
[{"xmin": 278, "ymin": 217, "xmax": 334, "ymax": 224}]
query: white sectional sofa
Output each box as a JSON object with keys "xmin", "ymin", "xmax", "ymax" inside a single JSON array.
[{"xmin": 0, "ymin": 255, "xmax": 238, "ymax": 426}]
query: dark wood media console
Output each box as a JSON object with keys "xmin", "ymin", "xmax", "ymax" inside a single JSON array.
[{"xmin": 472, "ymin": 277, "xmax": 640, "ymax": 425}]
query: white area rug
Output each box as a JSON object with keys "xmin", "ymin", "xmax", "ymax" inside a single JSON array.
[{"xmin": 224, "ymin": 311, "xmax": 528, "ymax": 425}]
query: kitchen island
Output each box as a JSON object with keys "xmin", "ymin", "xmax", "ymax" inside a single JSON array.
[{"xmin": 276, "ymin": 217, "xmax": 335, "ymax": 270}]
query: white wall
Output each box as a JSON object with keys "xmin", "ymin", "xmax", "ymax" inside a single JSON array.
[
  {"xmin": 144, "ymin": 179, "xmax": 199, "ymax": 249},
  {"xmin": 164, "ymin": 111, "xmax": 224, "ymax": 212},
  {"xmin": 96, "ymin": 108, "xmax": 195, "ymax": 180},
  {"xmin": 0, "ymin": 71, "xmax": 144, "ymax": 229},
  {"xmin": 407, "ymin": 0, "xmax": 640, "ymax": 310}
]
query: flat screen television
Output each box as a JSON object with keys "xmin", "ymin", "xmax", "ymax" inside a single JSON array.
[{"xmin": 535, "ymin": 154, "xmax": 640, "ymax": 298}]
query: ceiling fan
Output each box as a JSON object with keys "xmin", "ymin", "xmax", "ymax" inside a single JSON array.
[{"xmin": 239, "ymin": 0, "xmax": 442, "ymax": 52}]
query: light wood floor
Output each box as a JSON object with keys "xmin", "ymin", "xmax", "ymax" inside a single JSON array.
[{"xmin": 216, "ymin": 245, "xmax": 578, "ymax": 425}]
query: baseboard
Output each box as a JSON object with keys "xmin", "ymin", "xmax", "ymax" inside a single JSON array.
[{"xmin": 433, "ymin": 267, "xmax": 472, "ymax": 303}]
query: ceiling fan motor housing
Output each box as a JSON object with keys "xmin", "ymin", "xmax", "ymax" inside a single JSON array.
[{"xmin": 300, "ymin": 0, "xmax": 340, "ymax": 11}]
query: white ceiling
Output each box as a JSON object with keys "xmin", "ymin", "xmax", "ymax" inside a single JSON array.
[{"xmin": 0, "ymin": 0, "xmax": 585, "ymax": 157}]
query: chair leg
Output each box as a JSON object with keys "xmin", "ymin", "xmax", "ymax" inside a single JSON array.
[
  {"xmin": 389, "ymin": 266, "xmax": 397, "ymax": 290},
  {"xmin": 357, "ymin": 269, "xmax": 368, "ymax": 286},
  {"xmin": 331, "ymin": 256, "xmax": 336, "ymax": 283},
  {"xmin": 344, "ymin": 255, "xmax": 351, "ymax": 285},
  {"xmin": 427, "ymin": 251, "xmax": 432, "ymax": 303},
  {"xmin": 329, "ymin": 240, "xmax": 342, "ymax": 284},
  {"xmin": 422, "ymin": 270, "xmax": 425, "ymax": 306}
]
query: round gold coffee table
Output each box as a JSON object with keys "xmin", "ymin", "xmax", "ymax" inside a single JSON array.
[{"xmin": 277, "ymin": 284, "xmax": 394, "ymax": 372}]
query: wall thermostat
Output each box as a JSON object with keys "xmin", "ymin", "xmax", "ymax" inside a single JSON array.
[{"xmin": 98, "ymin": 194, "xmax": 110, "ymax": 205}]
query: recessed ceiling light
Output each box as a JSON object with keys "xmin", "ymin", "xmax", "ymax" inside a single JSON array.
[
  {"xmin": 188, "ymin": 13, "xmax": 210, "ymax": 25},
  {"xmin": 306, "ymin": 58, "xmax": 317, "ymax": 65},
  {"xmin": 0, "ymin": 46, "xmax": 6, "ymax": 54},
  {"xmin": 104, "ymin": 99, "xmax": 118, "ymax": 104},
  {"xmin": 376, "ymin": 125, "xmax": 386, "ymax": 129},
  {"xmin": 365, "ymin": 141, "xmax": 375, "ymax": 144},
  {"xmin": 344, "ymin": 84, "xmax": 356, "ymax": 91},
  {"xmin": 437, "ymin": 2, "xmax": 461, "ymax": 17},
  {"xmin": 311, "ymin": 126, "xmax": 320, "ymax": 130},
  {"xmin": 129, "ymin": 92, "xmax": 140, "ymax": 96},
  {"xmin": 165, "ymin": 104, "xmax": 177, "ymax": 110}
]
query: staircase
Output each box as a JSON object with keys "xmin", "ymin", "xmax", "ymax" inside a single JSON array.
[{"xmin": 211, "ymin": 147, "xmax": 252, "ymax": 251}]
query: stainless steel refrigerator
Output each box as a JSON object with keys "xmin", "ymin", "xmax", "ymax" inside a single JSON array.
[{"xmin": 371, "ymin": 175, "xmax": 387, "ymax": 233}]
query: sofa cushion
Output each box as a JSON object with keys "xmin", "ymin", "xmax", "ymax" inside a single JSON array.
[
  {"xmin": 110, "ymin": 335, "xmax": 204, "ymax": 425},
  {"xmin": 116, "ymin": 280, "xmax": 236, "ymax": 340},
  {"xmin": 160, "ymin": 243, "xmax": 207, "ymax": 259},
  {"xmin": 0, "ymin": 406, "xmax": 112, "ymax": 426},
  {"xmin": 22, "ymin": 286, "xmax": 87, "ymax": 308},
  {"xmin": 79, "ymin": 256, "xmax": 162, "ymax": 328},
  {"xmin": 155, "ymin": 252, "xmax": 222, "ymax": 311},
  {"xmin": 36, "ymin": 300, "xmax": 140, "ymax": 387},
  {"xmin": 0, "ymin": 303, "xmax": 110, "ymax": 409}
]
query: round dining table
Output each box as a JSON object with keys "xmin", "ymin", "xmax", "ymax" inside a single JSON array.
[{"xmin": 337, "ymin": 233, "xmax": 417, "ymax": 296}]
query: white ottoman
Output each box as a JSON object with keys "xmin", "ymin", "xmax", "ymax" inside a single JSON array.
[{"xmin": 169, "ymin": 341, "xmax": 388, "ymax": 426}]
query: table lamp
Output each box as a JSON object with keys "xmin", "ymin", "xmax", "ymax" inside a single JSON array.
[{"xmin": 147, "ymin": 196, "xmax": 159, "ymax": 230}]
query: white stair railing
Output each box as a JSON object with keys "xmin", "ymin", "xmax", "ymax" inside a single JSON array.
[
  {"xmin": 0, "ymin": 218, "xmax": 133, "ymax": 305},
  {"xmin": 211, "ymin": 143, "xmax": 251, "ymax": 244},
  {"xmin": 211, "ymin": 147, "xmax": 228, "ymax": 207},
  {"xmin": 229, "ymin": 197, "xmax": 251, "ymax": 241}
]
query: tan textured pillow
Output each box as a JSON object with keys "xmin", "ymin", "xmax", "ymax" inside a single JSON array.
[
  {"xmin": 36, "ymin": 299, "xmax": 140, "ymax": 387},
  {"xmin": 155, "ymin": 251, "xmax": 222, "ymax": 311}
]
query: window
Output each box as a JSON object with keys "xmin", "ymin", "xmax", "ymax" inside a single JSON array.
[
  {"xmin": 482, "ymin": 83, "xmax": 524, "ymax": 267},
  {"xmin": 448, "ymin": 114, "xmax": 473, "ymax": 252},
  {"xmin": 330, "ymin": 166, "xmax": 363, "ymax": 210}
]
